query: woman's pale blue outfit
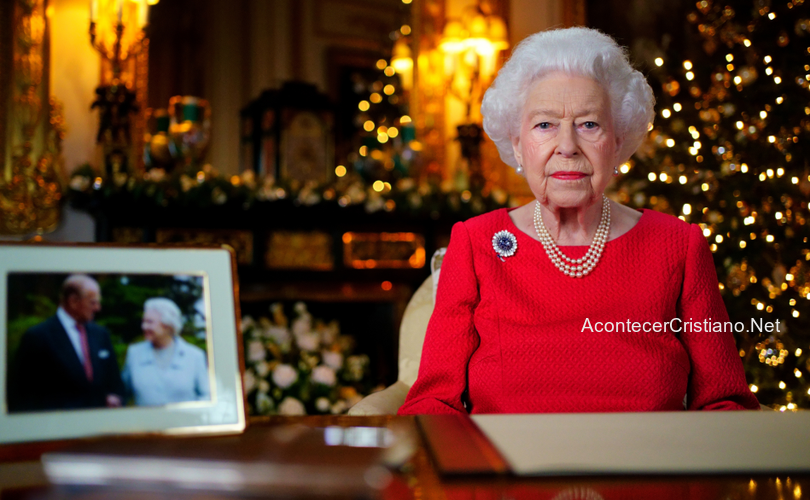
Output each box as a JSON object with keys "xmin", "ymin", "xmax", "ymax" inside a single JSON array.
[{"xmin": 122, "ymin": 337, "xmax": 210, "ymax": 406}]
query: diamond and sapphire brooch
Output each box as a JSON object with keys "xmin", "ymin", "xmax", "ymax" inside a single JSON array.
[{"xmin": 492, "ymin": 230, "xmax": 517, "ymax": 261}]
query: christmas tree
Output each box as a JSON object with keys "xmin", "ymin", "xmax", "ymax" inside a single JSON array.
[{"xmin": 613, "ymin": 0, "xmax": 810, "ymax": 409}]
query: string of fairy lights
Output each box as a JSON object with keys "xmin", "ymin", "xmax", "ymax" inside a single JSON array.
[{"xmin": 615, "ymin": 0, "xmax": 810, "ymax": 409}]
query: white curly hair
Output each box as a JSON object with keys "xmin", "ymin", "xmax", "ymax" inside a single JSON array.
[
  {"xmin": 481, "ymin": 27, "xmax": 655, "ymax": 169},
  {"xmin": 144, "ymin": 297, "xmax": 184, "ymax": 336}
]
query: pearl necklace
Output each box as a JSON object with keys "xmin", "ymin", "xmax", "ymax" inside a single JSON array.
[{"xmin": 533, "ymin": 196, "xmax": 611, "ymax": 278}]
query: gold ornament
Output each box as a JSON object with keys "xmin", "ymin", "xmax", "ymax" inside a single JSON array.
[{"xmin": 1, "ymin": 0, "xmax": 64, "ymax": 235}]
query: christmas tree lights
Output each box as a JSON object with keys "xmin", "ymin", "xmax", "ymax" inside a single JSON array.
[{"xmin": 614, "ymin": 0, "xmax": 810, "ymax": 409}]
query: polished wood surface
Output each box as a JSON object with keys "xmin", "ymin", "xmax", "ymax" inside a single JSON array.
[{"xmin": 0, "ymin": 415, "xmax": 807, "ymax": 500}]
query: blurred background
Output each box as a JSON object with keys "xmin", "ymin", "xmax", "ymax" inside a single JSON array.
[{"xmin": 1, "ymin": 0, "xmax": 808, "ymax": 413}]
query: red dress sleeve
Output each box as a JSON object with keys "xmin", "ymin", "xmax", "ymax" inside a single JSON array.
[
  {"xmin": 678, "ymin": 224, "xmax": 760, "ymax": 410},
  {"xmin": 398, "ymin": 222, "xmax": 481, "ymax": 415}
]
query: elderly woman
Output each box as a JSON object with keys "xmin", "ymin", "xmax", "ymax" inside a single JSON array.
[
  {"xmin": 122, "ymin": 298, "xmax": 210, "ymax": 406},
  {"xmin": 398, "ymin": 28, "xmax": 759, "ymax": 415}
]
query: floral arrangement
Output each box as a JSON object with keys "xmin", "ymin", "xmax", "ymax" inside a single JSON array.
[
  {"xmin": 241, "ymin": 302, "xmax": 380, "ymax": 415},
  {"xmin": 67, "ymin": 163, "xmax": 515, "ymax": 218}
]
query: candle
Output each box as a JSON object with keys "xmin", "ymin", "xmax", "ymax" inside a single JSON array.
[
  {"xmin": 89, "ymin": 0, "xmax": 97, "ymax": 22},
  {"xmin": 138, "ymin": 0, "xmax": 148, "ymax": 29},
  {"xmin": 117, "ymin": 0, "xmax": 123, "ymax": 24}
]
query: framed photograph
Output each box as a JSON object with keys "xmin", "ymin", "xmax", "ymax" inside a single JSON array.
[{"xmin": 0, "ymin": 244, "xmax": 246, "ymax": 447}]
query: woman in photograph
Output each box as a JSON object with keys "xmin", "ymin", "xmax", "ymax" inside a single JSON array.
[
  {"xmin": 398, "ymin": 27, "xmax": 759, "ymax": 415},
  {"xmin": 122, "ymin": 297, "xmax": 210, "ymax": 406}
]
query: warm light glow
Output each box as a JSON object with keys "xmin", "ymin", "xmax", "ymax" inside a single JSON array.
[
  {"xmin": 736, "ymin": 121, "xmax": 744, "ymax": 130},
  {"xmin": 679, "ymin": 175, "xmax": 687, "ymax": 185},
  {"xmin": 335, "ymin": 165, "xmax": 347, "ymax": 177},
  {"xmin": 768, "ymin": 12, "xmax": 776, "ymax": 19},
  {"xmin": 376, "ymin": 59, "xmax": 388, "ymax": 70},
  {"xmin": 377, "ymin": 133, "xmax": 389, "ymax": 143},
  {"xmin": 358, "ymin": 100, "xmax": 370, "ymax": 111},
  {"xmin": 741, "ymin": 163, "xmax": 748, "ymax": 173},
  {"xmin": 685, "ymin": 71, "xmax": 694, "ymax": 80},
  {"xmin": 665, "ymin": 138, "xmax": 675, "ymax": 147},
  {"xmin": 774, "ymin": 76, "xmax": 781, "ymax": 84},
  {"xmin": 683, "ymin": 60, "xmax": 692, "ymax": 70},
  {"xmin": 683, "ymin": 203, "xmax": 691, "ymax": 215},
  {"xmin": 370, "ymin": 93, "xmax": 382, "ymax": 103},
  {"xmin": 648, "ymin": 172, "xmax": 656, "ymax": 181},
  {"xmin": 400, "ymin": 115, "xmax": 412, "ymax": 124},
  {"xmin": 760, "ymin": 110, "xmax": 767, "ymax": 119},
  {"xmin": 654, "ymin": 57, "xmax": 664, "ymax": 67},
  {"xmin": 372, "ymin": 180, "xmax": 384, "ymax": 192},
  {"xmin": 768, "ymin": 135, "xmax": 776, "ymax": 143},
  {"xmin": 383, "ymin": 66, "xmax": 395, "ymax": 77},
  {"xmin": 383, "ymin": 84, "xmax": 395, "ymax": 95},
  {"xmin": 733, "ymin": 76, "xmax": 742, "ymax": 85},
  {"xmin": 387, "ymin": 127, "xmax": 399, "ymax": 138},
  {"xmin": 400, "ymin": 25, "xmax": 411, "ymax": 35},
  {"xmin": 779, "ymin": 381, "xmax": 786, "ymax": 389},
  {"xmin": 363, "ymin": 120, "xmax": 375, "ymax": 132},
  {"xmin": 715, "ymin": 234, "xmax": 723, "ymax": 243},
  {"xmin": 673, "ymin": 103, "xmax": 682, "ymax": 112},
  {"xmin": 662, "ymin": 109, "xmax": 671, "ymax": 118},
  {"xmin": 619, "ymin": 163, "xmax": 630, "ymax": 174},
  {"xmin": 750, "ymin": 384, "xmax": 758, "ymax": 393},
  {"xmin": 381, "ymin": 281, "xmax": 393, "ymax": 291},
  {"xmin": 725, "ymin": 54, "xmax": 734, "ymax": 62}
]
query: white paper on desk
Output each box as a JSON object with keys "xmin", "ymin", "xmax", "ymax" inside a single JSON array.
[{"xmin": 471, "ymin": 411, "xmax": 810, "ymax": 476}]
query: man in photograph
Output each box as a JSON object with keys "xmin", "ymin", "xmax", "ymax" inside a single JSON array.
[{"xmin": 8, "ymin": 275, "xmax": 125, "ymax": 412}]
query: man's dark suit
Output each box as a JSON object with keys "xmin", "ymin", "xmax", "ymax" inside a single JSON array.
[{"xmin": 8, "ymin": 315, "xmax": 125, "ymax": 412}]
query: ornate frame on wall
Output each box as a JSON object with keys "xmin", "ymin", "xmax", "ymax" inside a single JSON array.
[{"xmin": 0, "ymin": 0, "xmax": 64, "ymax": 236}]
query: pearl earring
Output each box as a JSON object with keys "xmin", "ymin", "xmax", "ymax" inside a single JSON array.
[
  {"xmin": 516, "ymin": 164, "xmax": 524, "ymax": 175},
  {"xmin": 614, "ymin": 166, "xmax": 619, "ymax": 175}
]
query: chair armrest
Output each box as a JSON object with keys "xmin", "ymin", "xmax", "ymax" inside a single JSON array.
[{"xmin": 347, "ymin": 381, "xmax": 410, "ymax": 416}]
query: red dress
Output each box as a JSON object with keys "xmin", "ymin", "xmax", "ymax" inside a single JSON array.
[{"xmin": 398, "ymin": 208, "xmax": 760, "ymax": 415}]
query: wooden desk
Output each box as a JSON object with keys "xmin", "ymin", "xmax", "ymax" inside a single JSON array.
[{"xmin": 1, "ymin": 415, "xmax": 807, "ymax": 500}]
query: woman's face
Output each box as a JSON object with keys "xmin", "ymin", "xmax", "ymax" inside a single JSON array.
[
  {"xmin": 511, "ymin": 72, "xmax": 621, "ymax": 211},
  {"xmin": 142, "ymin": 309, "xmax": 174, "ymax": 349}
]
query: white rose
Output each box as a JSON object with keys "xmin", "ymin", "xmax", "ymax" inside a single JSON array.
[
  {"xmin": 247, "ymin": 340, "xmax": 266, "ymax": 362},
  {"xmin": 279, "ymin": 397, "xmax": 306, "ymax": 415},
  {"xmin": 296, "ymin": 331, "xmax": 320, "ymax": 352},
  {"xmin": 240, "ymin": 316, "xmax": 255, "ymax": 333},
  {"xmin": 272, "ymin": 364, "xmax": 298, "ymax": 389},
  {"xmin": 330, "ymin": 400, "xmax": 347, "ymax": 415},
  {"xmin": 322, "ymin": 351, "xmax": 343, "ymax": 370},
  {"xmin": 254, "ymin": 361, "xmax": 270, "ymax": 378},
  {"xmin": 315, "ymin": 397, "xmax": 331, "ymax": 413},
  {"xmin": 291, "ymin": 316, "xmax": 312, "ymax": 337},
  {"xmin": 265, "ymin": 326, "xmax": 290, "ymax": 345},
  {"xmin": 311, "ymin": 365, "xmax": 336, "ymax": 387},
  {"xmin": 243, "ymin": 370, "xmax": 256, "ymax": 393}
]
